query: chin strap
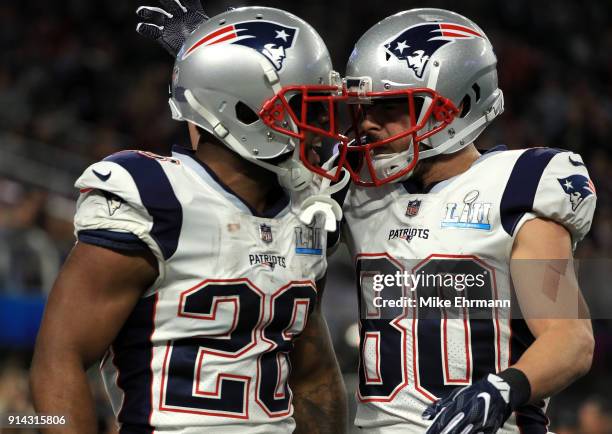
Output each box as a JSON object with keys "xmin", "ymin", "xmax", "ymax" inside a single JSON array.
[
  {"xmin": 371, "ymin": 147, "xmax": 416, "ymax": 182},
  {"xmin": 276, "ymin": 158, "xmax": 313, "ymax": 191}
]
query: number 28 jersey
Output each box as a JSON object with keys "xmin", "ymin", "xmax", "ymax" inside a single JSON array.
[
  {"xmin": 73, "ymin": 146, "xmax": 327, "ymax": 433},
  {"xmin": 342, "ymin": 147, "xmax": 596, "ymax": 433}
]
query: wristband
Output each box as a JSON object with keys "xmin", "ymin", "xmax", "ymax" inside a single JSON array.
[{"xmin": 497, "ymin": 367, "xmax": 532, "ymax": 409}]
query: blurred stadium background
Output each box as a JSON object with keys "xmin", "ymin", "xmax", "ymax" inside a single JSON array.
[{"xmin": 1, "ymin": 0, "xmax": 611, "ymax": 432}]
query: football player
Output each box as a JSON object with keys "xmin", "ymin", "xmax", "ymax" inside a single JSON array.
[
  {"xmin": 135, "ymin": 5, "xmax": 597, "ymax": 433},
  {"xmin": 30, "ymin": 6, "xmax": 349, "ymax": 434},
  {"xmin": 329, "ymin": 8, "xmax": 596, "ymax": 434}
]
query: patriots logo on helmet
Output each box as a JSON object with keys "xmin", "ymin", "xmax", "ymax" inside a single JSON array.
[
  {"xmin": 557, "ymin": 174, "xmax": 596, "ymax": 211},
  {"xmin": 182, "ymin": 20, "xmax": 299, "ymax": 71},
  {"xmin": 383, "ymin": 23, "xmax": 482, "ymax": 79}
]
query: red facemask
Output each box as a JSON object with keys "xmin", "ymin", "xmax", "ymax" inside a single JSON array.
[
  {"xmin": 259, "ymin": 85, "xmax": 459, "ymax": 187},
  {"xmin": 259, "ymin": 84, "xmax": 351, "ymax": 182}
]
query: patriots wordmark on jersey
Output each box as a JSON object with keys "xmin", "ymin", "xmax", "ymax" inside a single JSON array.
[
  {"xmin": 74, "ymin": 146, "xmax": 328, "ymax": 434},
  {"xmin": 341, "ymin": 146, "xmax": 596, "ymax": 434}
]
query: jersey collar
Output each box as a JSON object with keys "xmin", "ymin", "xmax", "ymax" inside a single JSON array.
[
  {"xmin": 171, "ymin": 145, "xmax": 290, "ymax": 219},
  {"xmin": 400, "ymin": 144, "xmax": 508, "ymax": 194}
]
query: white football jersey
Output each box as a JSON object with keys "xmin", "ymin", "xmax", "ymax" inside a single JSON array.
[
  {"xmin": 342, "ymin": 146, "xmax": 596, "ymax": 434},
  {"xmin": 74, "ymin": 146, "xmax": 328, "ymax": 434}
]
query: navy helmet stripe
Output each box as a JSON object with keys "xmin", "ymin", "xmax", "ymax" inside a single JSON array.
[
  {"xmin": 105, "ymin": 152, "xmax": 182, "ymax": 259},
  {"xmin": 500, "ymin": 148, "xmax": 563, "ymax": 236},
  {"xmin": 113, "ymin": 293, "xmax": 158, "ymax": 433}
]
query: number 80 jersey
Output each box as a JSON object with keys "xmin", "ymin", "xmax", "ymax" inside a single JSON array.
[
  {"xmin": 73, "ymin": 146, "xmax": 328, "ymax": 434},
  {"xmin": 342, "ymin": 147, "xmax": 595, "ymax": 434}
]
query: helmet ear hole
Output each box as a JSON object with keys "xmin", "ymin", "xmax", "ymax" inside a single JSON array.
[
  {"xmin": 459, "ymin": 94, "xmax": 471, "ymax": 118},
  {"xmin": 235, "ymin": 101, "xmax": 259, "ymax": 125},
  {"xmin": 472, "ymin": 83, "xmax": 481, "ymax": 102}
]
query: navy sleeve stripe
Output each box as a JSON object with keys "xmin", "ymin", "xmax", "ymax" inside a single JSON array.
[
  {"xmin": 105, "ymin": 152, "xmax": 182, "ymax": 259},
  {"xmin": 500, "ymin": 148, "xmax": 563, "ymax": 236},
  {"xmin": 78, "ymin": 229, "xmax": 150, "ymax": 252}
]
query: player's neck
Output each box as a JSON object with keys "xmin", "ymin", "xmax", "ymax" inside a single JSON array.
[
  {"xmin": 196, "ymin": 141, "xmax": 281, "ymax": 214},
  {"xmin": 421, "ymin": 144, "xmax": 481, "ymax": 188}
]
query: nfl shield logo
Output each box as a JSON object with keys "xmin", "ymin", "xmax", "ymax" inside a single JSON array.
[
  {"xmin": 405, "ymin": 199, "xmax": 421, "ymax": 217},
  {"xmin": 259, "ymin": 224, "xmax": 273, "ymax": 243}
]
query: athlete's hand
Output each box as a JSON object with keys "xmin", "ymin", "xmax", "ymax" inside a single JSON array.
[
  {"xmin": 136, "ymin": 0, "xmax": 209, "ymax": 56},
  {"xmin": 422, "ymin": 374, "xmax": 513, "ymax": 434}
]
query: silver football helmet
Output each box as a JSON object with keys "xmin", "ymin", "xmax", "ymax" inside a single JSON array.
[
  {"xmin": 343, "ymin": 8, "xmax": 504, "ymax": 186},
  {"xmin": 169, "ymin": 6, "xmax": 342, "ymax": 191}
]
